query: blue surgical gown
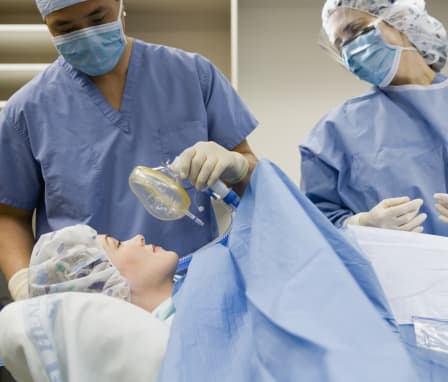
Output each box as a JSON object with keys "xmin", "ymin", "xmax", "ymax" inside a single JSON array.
[
  {"xmin": 300, "ymin": 73, "xmax": 448, "ymax": 235},
  {"xmin": 0, "ymin": 39, "xmax": 257, "ymax": 255}
]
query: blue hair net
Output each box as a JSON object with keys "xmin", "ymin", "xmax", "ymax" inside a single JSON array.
[{"xmin": 35, "ymin": 0, "xmax": 89, "ymax": 18}]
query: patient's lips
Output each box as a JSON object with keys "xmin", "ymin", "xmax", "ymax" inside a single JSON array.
[{"xmin": 150, "ymin": 245, "xmax": 164, "ymax": 254}]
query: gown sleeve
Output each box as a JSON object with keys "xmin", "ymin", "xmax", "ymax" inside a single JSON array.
[
  {"xmin": 195, "ymin": 55, "xmax": 258, "ymax": 149},
  {"xmin": 0, "ymin": 107, "xmax": 42, "ymax": 210},
  {"xmin": 299, "ymin": 111, "xmax": 355, "ymax": 228}
]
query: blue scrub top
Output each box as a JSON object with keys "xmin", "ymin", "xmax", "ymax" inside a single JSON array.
[
  {"xmin": 0, "ymin": 39, "xmax": 258, "ymax": 255},
  {"xmin": 300, "ymin": 73, "xmax": 448, "ymax": 236}
]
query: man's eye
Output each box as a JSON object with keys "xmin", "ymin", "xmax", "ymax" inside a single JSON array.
[
  {"xmin": 93, "ymin": 17, "xmax": 106, "ymax": 24},
  {"xmin": 61, "ymin": 28, "xmax": 76, "ymax": 34}
]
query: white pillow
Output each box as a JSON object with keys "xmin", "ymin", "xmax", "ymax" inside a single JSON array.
[{"xmin": 0, "ymin": 292, "xmax": 169, "ymax": 382}]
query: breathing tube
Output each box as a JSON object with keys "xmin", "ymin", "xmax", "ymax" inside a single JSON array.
[{"xmin": 175, "ymin": 182, "xmax": 239, "ymax": 274}]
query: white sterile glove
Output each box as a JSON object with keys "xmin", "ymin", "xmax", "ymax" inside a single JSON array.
[
  {"xmin": 171, "ymin": 141, "xmax": 249, "ymax": 190},
  {"xmin": 8, "ymin": 268, "xmax": 29, "ymax": 300},
  {"xmin": 434, "ymin": 193, "xmax": 448, "ymax": 223},
  {"xmin": 343, "ymin": 197, "xmax": 427, "ymax": 233}
]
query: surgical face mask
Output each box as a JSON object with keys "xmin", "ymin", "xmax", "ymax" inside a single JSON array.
[
  {"xmin": 341, "ymin": 25, "xmax": 416, "ymax": 87},
  {"xmin": 52, "ymin": 0, "xmax": 126, "ymax": 76}
]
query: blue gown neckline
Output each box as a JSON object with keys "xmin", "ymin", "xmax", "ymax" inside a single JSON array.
[{"xmin": 58, "ymin": 38, "xmax": 144, "ymax": 133}]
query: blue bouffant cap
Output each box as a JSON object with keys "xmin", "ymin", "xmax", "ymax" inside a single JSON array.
[{"xmin": 35, "ymin": 0, "xmax": 89, "ymax": 18}]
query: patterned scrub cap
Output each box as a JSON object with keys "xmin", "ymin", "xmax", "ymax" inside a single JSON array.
[
  {"xmin": 29, "ymin": 225, "xmax": 130, "ymax": 301},
  {"xmin": 322, "ymin": 0, "xmax": 448, "ymax": 71},
  {"xmin": 35, "ymin": 0, "xmax": 89, "ymax": 18}
]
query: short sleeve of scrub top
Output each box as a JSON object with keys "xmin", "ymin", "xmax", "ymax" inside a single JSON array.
[
  {"xmin": 0, "ymin": 108, "xmax": 42, "ymax": 210},
  {"xmin": 194, "ymin": 55, "xmax": 258, "ymax": 149}
]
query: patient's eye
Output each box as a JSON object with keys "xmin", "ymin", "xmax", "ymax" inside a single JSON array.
[{"xmin": 105, "ymin": 235, "xmax": 121, "ymax": 249}]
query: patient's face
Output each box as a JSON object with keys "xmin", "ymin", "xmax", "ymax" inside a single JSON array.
[{"xmin": 99, "ymin": 234, "xmax": 178, "ymax": 293}]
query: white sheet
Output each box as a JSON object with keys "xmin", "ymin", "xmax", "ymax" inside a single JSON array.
[
  {"xmin": 345, "ymin": 226, "xmax": 448, "ymax": 324},
  {"xmin": 0, "ymin": 292, "xmax": 169, "ymax": 382}
]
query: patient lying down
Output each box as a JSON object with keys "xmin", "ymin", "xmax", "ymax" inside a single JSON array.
[{"xmin": 29, "ymin": 224, "xmax": 178, "ymax": 322}]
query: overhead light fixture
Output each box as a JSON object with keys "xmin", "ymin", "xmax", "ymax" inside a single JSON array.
[
  {"xmin": 0, "ymin": 24, "xmax": 48, "ymax": 32},
  {"xmin": 0, "ymin": 64, "xmax": 49, "ymax": 71}
]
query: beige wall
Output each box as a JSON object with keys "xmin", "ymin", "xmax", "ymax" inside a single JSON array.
[
  {"xmin": 238, "ymin": 0, "xmax": 448, "ymax": 183},
  {"xmin": 127, "ymin": 9, "xmax": 230, "ymax": 78}
]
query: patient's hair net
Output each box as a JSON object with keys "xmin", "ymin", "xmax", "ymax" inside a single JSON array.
[
  {"xmin": 35, "ymin": 0, "xmax": 89, "ymax": 18},
  {"xmin": 322, "ymin": 0, "xmax": 448, "ymax": 71},
  {"xmin": 29, "ymin": 224, "xmax": 130, "ymax": 301}
]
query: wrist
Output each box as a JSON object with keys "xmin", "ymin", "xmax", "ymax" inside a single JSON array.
[
  {"xmin": 8, "ymin": 268, "xmax": 29, "ymax": 300},
  {"xmin": 225, "ymin": 153, "xmax": 249, "ymax": 184},
  {"xmin": 356, "ymin": 212, "xmax": 371, "ymax": 227},
  {"xmin": 344, "ymin": 212, "xmax": 368, "ymax": 227}
]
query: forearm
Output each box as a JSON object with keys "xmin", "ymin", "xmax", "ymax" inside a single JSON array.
[
  {"xmin": 0, "ymin": 207, "xmax": 34, "ymax": 280},
  {"xmin": 232, "ymin": 152, "xmax": 258, "ymax": 196},
  {"xmin": 230, "ymin": 140, "xmax": 258, "ymax": 196}
]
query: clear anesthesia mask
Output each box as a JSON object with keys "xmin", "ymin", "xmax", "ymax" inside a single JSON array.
[
  {"xmin": 129, "ymin": 164, "xmax": 240, "ymax": 227},
  {"xmin": 129, "ymin": 165, "xmax": 205, "ymax": 226}
]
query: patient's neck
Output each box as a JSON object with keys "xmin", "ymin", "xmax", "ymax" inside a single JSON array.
[{"xmin": 130, "ymin": 284, "xmax": 173, "ymax": 313}]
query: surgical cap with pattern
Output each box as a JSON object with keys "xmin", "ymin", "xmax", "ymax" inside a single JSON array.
[
  {"xmin": 29, "ymin": 224, "xmax": 130, "ymax": 301},
  {"xmin": 35, "ymin": 0, "xmax": 89, "ymax": 18},
  {"xmin": 322, "ymin": 0, "xmax": 448, "ymax": 71}
]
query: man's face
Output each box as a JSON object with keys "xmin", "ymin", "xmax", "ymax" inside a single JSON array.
[{"xmin": 45, "ymin": 0, "xmax": 120, "ymax": 36}]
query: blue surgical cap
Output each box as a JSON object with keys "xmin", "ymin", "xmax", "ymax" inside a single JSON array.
[{"xmin": 35, "ymin": 0, "xmax": 89, "ymax": 18}]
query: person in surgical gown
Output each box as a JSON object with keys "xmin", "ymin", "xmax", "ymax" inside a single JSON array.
[
  {"xmin": 300, "ymin": 0, "xmax": 448, "ymax": 236},
  {"xmin": 0, "ymin": 0, "xmax": 258, "ymax": 301}
]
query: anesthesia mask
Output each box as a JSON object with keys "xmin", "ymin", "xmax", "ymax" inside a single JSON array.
[{"xmin": 129, "ymin": 164, "xmax": 240, "ymax": 226}]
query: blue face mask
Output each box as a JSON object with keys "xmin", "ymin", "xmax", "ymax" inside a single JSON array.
[
  {"xmin": 52, "ymin": 1, "xmax": 126, "ymax": 76},
  {"xmin": 341, "ymin": 26, "xmax": 416, "ymax": 87}
]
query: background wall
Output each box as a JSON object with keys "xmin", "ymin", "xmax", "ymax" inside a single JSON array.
[
  {"xmin": 238, "ymin": 0, "xmax": 448, "ymax": 183},
  {"xmin": 126, "ymin": 1, "xmax": 230, "ymax": 78}
]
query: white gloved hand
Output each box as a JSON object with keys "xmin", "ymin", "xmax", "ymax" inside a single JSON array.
[
  {"xmin": 8, "ymin": 268, "xmax": 29, "ymax": 300},
  {"xmin": 344, "ymin": 197, "xmax": 427, "ymax": 233},
  {"xmin": 434, "ymin": 193, "xmax": 448, "ymax": 223},
  {"xmin": 171, "ymin": 141, "xmax": 249, "ymax": 190}
]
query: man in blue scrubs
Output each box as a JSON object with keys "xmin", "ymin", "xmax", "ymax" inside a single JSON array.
[{"xmin": 0, "ymin": 0, "xmax": 258, "ymax": 300}]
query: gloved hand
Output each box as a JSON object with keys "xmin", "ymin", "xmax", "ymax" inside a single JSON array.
[
  {"xmin": 344, "ymin": 197, "xmax": 427, "ymax": 232},
  {"xmin": 8, "ymin": 268, "xmax": 29, "ymax": 300},
  {"xmin": 434, "ymin": 193, "xmax": 448, "ymax": 223},
  {"xmin": 171, "ymin": 141, "xmax": 249, "ymax": 190}
]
